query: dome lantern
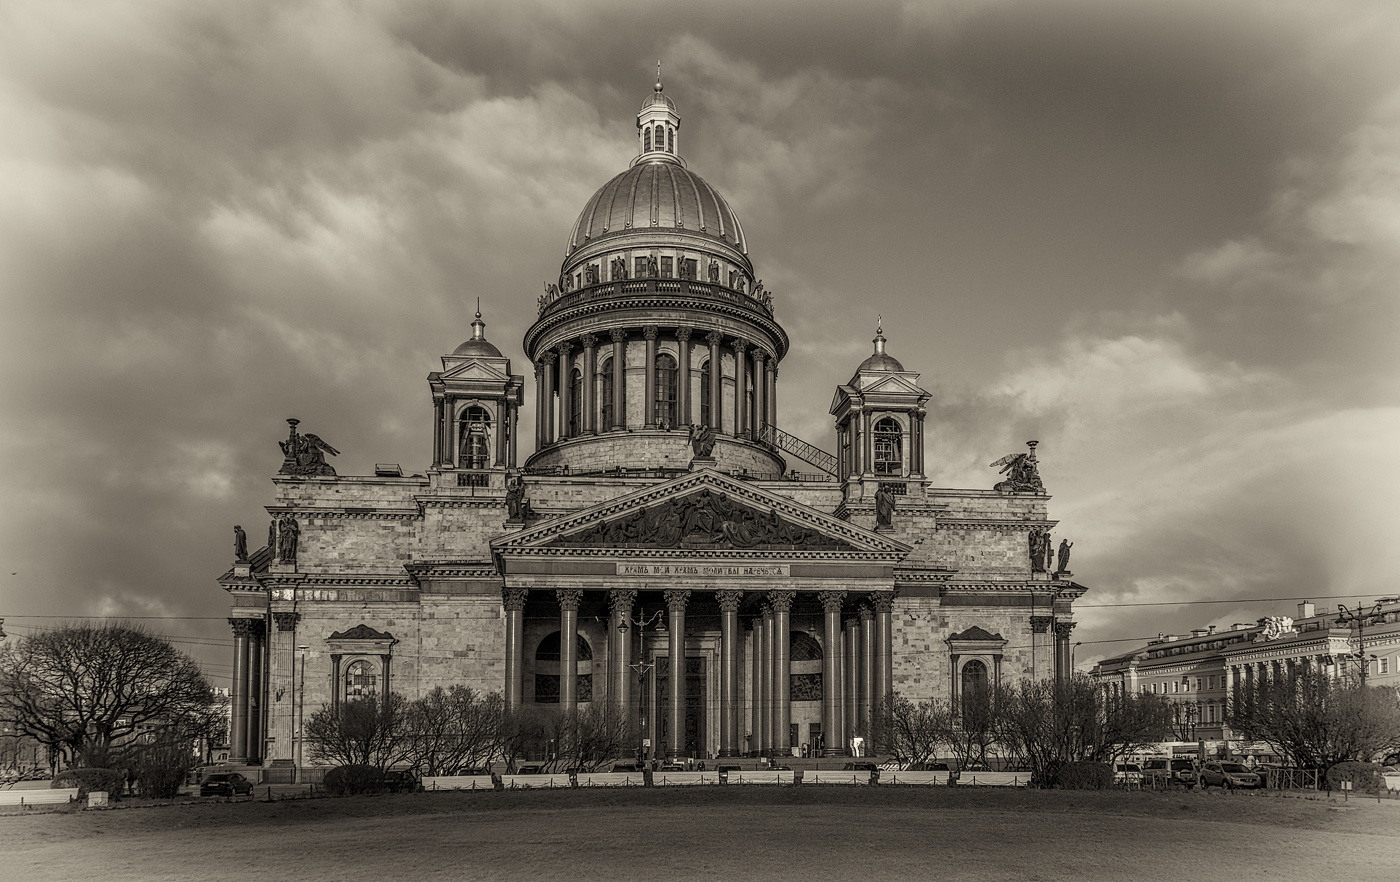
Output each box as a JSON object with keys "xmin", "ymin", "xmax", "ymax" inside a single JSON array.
[{"xmin": 636, "ymin": 60, "xmax": 682, "ymax": 165}]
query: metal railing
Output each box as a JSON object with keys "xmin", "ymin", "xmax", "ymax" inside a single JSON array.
[{"xmin": 758, "ymin": 424, "xmax": 837, "ymax": 475}]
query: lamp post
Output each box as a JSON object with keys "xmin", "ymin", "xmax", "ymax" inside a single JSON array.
[
  {"xmin": 1336, "ymin": 602, "xmax": 1386, "ymax": 685},
  {"xmin": 295, "ymin": 644, "xmax": 308, "ymax": 783},
  {"xmin": 619, "ymin": 610, "xmax": 665, "ymax": 762}
]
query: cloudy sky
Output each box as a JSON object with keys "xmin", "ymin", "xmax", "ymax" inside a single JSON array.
[{"xmin": 3, "ymin": 0, "xmax": 1398, "ymax": 684}]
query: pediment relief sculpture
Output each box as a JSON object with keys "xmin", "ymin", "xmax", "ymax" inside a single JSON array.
[{"xmin": 548, "ymin": 489, "xmax": 855, "ymax": 551}]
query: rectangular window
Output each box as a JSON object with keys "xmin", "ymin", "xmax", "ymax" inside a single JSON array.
[
  {"xmin": 1172, "ymin": 681, "xmax": 1179, "ymax": 693},
  {"xmin": 661, "ymin": 256, "xmax": 673, "ymax": 277},
  {"xmin": 1380, "ymin": 657, "xmax": 1390, "ymax": 675},
  {"xmin": 1208, "ymin": 676, "xmax": 1215, "ymax": 690},
  {"xmin": 635, "ymin": 257, "xmax": 648, "ymax": 278},
  {"xmin": 1152, "ymin": 683, "xmax": 1158, "ymax": 694},
  {"xmin": 1196, "ymin": 678, "xmax": 1203, "ymax": 692}
]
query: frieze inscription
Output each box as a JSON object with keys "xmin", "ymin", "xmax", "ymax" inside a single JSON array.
[{"xmin": 618, "ymin": 563, "xmax": 790, "ymax": 578}]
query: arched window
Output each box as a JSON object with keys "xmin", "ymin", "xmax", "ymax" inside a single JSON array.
[
  {"xmin": 667, "ymin": 127, "xmax": 674, "ymax": 153},
  {"xmin": 533, "ymin": 631, "xmax": 593, "ymax": 703},
  {"xmin": 699, "ymin": 360, "xmax": 712, "ymax": 428},
  {"xmin": 344, "ymin": 659, "xmax": 378, "ymax": 702},
  {"xmin": 960, "ymin": 659, "xmax": 989, "ymax": 719},
  {"xmin": 874, "ymin": 417, "xmax": 902, "ymax": 475},
  {"xmin": 655, "ymin": 124, "xmax": 664, "ymax": 152},
  {"xmin": 644, "ymin": 128, "xmax": 651, "ymax": 152},
  {"xmin": 459, "ymin": 405, "xmax": 491, "ymax": 469},
  {"xmin": 568, "ymin": 368, "xmax": 583, "ymax": 437},
  {"xmin": 600, "ymin": 357, "xmax": 615, "ymax": 430},
  {"xmin": 654, "ymin": 353, "xmax": 677, "ymax": 427}
]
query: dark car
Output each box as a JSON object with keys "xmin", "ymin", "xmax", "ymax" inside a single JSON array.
[
  {"xmin": 842, "ymin": 762, "xmax": 878, "ymax": 772},
  {"xmin": 514, "ymin": 765, "xmax": 545, "ymax": 775},
  {"xmin": 907, "ymin": 762, "xmax": 950, "ymax": 772},
  {"xmin": 383, "ymin": 769, "xmax": 421, "ymax": 793},
  {"xmin": 200, "ymin": 772, "xmax": 253, "ymax": 797},
  {"xmin": 1199, "ymin": 762, "xmax": 1262, "ymax": 790}
]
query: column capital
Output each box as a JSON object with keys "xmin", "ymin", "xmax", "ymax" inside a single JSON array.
[
  {"xmin": 580, "ymin": 333, "xmax": 598, "ymax": 349},
  {"xmin": 503, "ymin": 587, "xmax": 529, "ymax": 611},
  {"xmin": 229, "ymin": 617, "xmax": 261, "ymax": 638},
  {"xmin": 843, "ymin": 612, "xmax": 861, "ymax": 628},
  {"xmin": 664, "ymin": 589, "xmax": 691, "ymax": 614},
  {"xmin": 540, "ymin": 352, "xmax": 557, "ymax": 366},
  {"xmin": 715, "ymin": 589, "xmax": 745, "ymax": 613},
  {"xmin": 869, "ymin": 593, "xmax": 894, "ymax": 614},
  {"xmin": 610, "ymin": 328, "xmax": 628, "ymax": 342},
  {"xmin": 858, "ymin": 603, "xmax": 874, "ymax": 622},
  {"xmin": 556, "ymin": 588, "xmax": 584, "ymax": 611},
  {"xmin": 608, "ymin": 588, "xmax": 638, "ymax": 615},
  {"xmin": 732, "ymin": 339, "xmax": 748, "ymax": 354},
  {"xmin": 1030, "ymin": 615, "xmax": 1054, "ymax": 634},
  {"xmin": 706, "ymin": 330, "xmax": 723, "ymax": 346},
  {"xmin": 1053, "ymin": 620, "xmax": 1077, "ymax": 639},
  {"xmin": 675, "ymin": 325, "xmax": 692, "ymax": 341},
  {"xmin": 819, "ymin": 591, "xmax": 847, "ymax": 614},
  {"xmin": 272, "ymin": 611, "xmax": 300, "ymax": 632},
  {"xmin": 767, "ymin": 590, "xmax": 796, "ymax": 614},
  {"xmin": 643, "ymin": 325, "xmax": 659, "ymax": 340},
  {"xmin": 556, "ymin": 341, "xmax": 573, "ymax": 357}
]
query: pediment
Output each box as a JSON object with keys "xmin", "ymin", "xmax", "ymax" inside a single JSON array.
[
  {"xmin": 494, "ymin": 470, "xmax": 909, "ymax": 557},
  {"xmin": 859, "ymin": 373, "xmax": 927, "ymax": 397},
  {"xmin": 441, "ymin": 358, "xmax": 510, "ymax": 382},
  {"xmin": 328, "ymin": 624, "xmax": 395, "ymax": 642},
  {"xmin": 950, "ymin": 626, "xmax": 1003, "ymax": 643}
]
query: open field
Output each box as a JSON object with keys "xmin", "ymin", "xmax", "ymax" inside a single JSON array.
[{"xmin": 3, "ymin": 787, "xmax": 1398, "ymax": 881}]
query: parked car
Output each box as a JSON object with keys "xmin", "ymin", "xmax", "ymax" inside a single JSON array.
[
  {"xmin": 906, "ymin": 761, "xmax": 950, "ymax": 772},
  {"xmin": 200, "ymin": 772, "xmax": 253, "ymax": 797},
  {"xmin": 1142, "ymin": 758, "xmax": 1196, "ymax": 786},
  {"xmin": 842, "ymin": 762, "xmax": 878, "ymax": 772},
  {"xmin": 1199, "ymin": 762, "xmax": 1262, "ymax": 790},
  {"xmin": 382, "ymin": 769, "xmax": 421, "ymax": 793},
  {"xmin": 1114, "ymin": 763, "xmax": 1143, "ymax": 785},
  {"xmin": 610, "ymin": 763, "xmax": 642, "ymax": 773},
  {"xmin": 658, "ymin": 762, "xmax": 686, "ymax": 771},
  {"xmin": 514, "ymin": 765, "xmax": 544, "ymax": 775}
]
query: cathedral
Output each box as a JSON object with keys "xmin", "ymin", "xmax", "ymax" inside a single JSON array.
[{"xmin": 218, "ymin": 77, "xmax": 1086, "ymax": 770}]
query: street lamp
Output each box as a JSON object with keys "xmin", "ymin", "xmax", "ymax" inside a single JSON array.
[
  {"xmin": 295, "ymin": 644, "xmax": 309, "ymax": 782},
  {"xmin": 1336, "ymin": 602, "xmax": 1387, "ymax": 685},
  {"xmin": 629, "ymin": 660, "xmax": 655, "ymax": 763}
]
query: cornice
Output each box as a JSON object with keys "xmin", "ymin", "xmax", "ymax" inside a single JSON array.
[
  {"xmin": 525, "ymin": 294, "xmax": 789, "ymax": 361},
  {"xmin": 498, "ymin": 546, "xmax": 897, "ymax": 562}
]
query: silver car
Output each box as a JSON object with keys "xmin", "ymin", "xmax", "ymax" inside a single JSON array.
[{"xmin": 1199, "ymin": 761, "xmax": 1262, "ymax": 789}]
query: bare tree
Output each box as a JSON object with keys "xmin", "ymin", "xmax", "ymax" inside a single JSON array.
[
  {"xmin": 996, "ymin": 677, "xmax": 1170, "ymax": 785},
  {"xmin": 304, "ymin": 695, "xmax": 411, "ymax": 771},
  {"xmin": 1227, "ymin": 670, "xmax": 1400, "ymax": 771},
  {"xmin": 401, "ymin": 686, "xmax": 505, "ymax": 775},
  {"xmin": 872, "ymin": 693, "xmax": 948, "ymax": 768},
  {"xmin": 554, "ymin": 706, "xmax": 632, "ymax": 772},
  {"xmin": 0, "ymin": 623, "xmax": 222, "ymax": 767}
]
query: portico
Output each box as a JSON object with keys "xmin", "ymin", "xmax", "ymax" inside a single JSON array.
[{"xmin": 491, "ymin": 470, "xmax": 906, "ymax": 758}]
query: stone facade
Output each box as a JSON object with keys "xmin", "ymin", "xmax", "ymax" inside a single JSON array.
[{"xmin": 217, "ymin": 79, "xmax": 1087, "ymax": 766}]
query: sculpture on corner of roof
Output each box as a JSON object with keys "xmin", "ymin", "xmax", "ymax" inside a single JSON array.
[
  {"xmin": 689, "ymin": 423, "xmax": 717, "ymax": 458},
  {"xmin": 874, "ymin": 484, "xmax": 896, "ymax": 529},
  {"xmin": 278, "ymin": 418, "xmax": 339, "ymax": 477},
  {"xmin": 990, "ymin": 440, "xmax": 1044, "ymax": 493},
  {"xmin": 274, "ymin": 516, "xmax": 299, "ymax": 565},
  {"xmin": 1028, "ymin": 528, "xmax": 1051, "ymax": 573},
  {"xmin": 233, "ymin": 525, "xmax": 248, "ymax": 562},
  {"xmin": 1055, "ymin": 539, "xmax": 1073, "ymax": 574}
]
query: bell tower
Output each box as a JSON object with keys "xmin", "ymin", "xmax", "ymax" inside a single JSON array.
[
  {"xmin": 830, "ymin": 320, "xmax": 930, "ymax": 505},
  {"xmin": 428, "ymin": 305, "xmax": 525, "ymax": 476}
]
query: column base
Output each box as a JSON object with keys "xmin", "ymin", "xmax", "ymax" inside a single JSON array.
[{"xmin": 823, "ymin": 748, "xmax": 848, "ymax": 757}]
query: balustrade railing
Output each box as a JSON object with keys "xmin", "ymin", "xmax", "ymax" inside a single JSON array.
[{"xmin": 539, "ymin": 277, "xmax": 774, "ymax": 319}]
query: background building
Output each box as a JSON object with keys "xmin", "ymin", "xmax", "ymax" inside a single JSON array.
[{"xmin": 218, "ymin": 80, "xmax": 1087, "ymax": 769}]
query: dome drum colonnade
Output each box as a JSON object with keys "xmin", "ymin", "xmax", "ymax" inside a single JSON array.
[{"xmin": 502, "ymin": 586, "xmax": 897, "ymax": 759}]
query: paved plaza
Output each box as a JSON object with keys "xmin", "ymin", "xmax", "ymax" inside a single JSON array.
[{"xmin": 4, "ymin": 788, "xmax": 1397, "ymax": 881}]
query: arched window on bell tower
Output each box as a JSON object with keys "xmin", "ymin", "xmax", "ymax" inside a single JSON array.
[
  {"xmin": 644, "ymin": 128, "xmax": 651, "ymax": 152},
  {"xmin": 874, "ymin": 417, "xmax": 902, "ymax": 476},
  {"xmin": 655, "ymin": 353, "xmax": 678, "ymax": 427},
  {"xmin": 459, "ymin": 405, "xmax": 491, "ymax": 469}
]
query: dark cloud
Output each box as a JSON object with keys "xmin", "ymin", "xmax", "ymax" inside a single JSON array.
[{"xmin": 2, "ymin": 0, "xmax": 1397, "ymax": 679}]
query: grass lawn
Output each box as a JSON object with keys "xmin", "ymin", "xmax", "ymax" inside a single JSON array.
[{"xmin": 3, "ymin": 786, "xmax": 1398, "ymax": 881}]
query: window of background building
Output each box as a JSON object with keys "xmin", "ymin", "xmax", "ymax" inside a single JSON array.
[
  {"xmin": 1196, "ymin": 678, "xmax": 1203, "ymax": 691},
  {"xmin": 1379, "ymin": 657, "xmax": 1390, "ymax": 675}
]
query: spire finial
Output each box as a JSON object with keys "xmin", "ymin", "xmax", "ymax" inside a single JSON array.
[
  {"xmin": 877, "ymin": 314, "xmax": 882, "ymax": 336},
  {"xmin": 656, "ymin": 59, "xmax": 663, "ymax": 92},
  {"xmin": 476, "ymin": 297, "xmax": 481, "ymax": 320},
  {"xmin": 471, "ymin": 300, "xmax": 486, "ymax": 341},
  {"xmin": 872, "ymin": 317, "xmax": 887, "ymax": 356}
]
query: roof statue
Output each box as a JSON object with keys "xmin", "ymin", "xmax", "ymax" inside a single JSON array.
[
  {"xmin": 991, "ymin": 440, "xmax": 1044, "ymax": 493},
  {"xmin": 278, "ymin": 418, "xmax": 339, "ymax": 477}
]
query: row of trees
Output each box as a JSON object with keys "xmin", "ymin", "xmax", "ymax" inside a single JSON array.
[
  {"xmin": 305, "ymin": 686, "xmax": 634, "ymax": 775},
  {"xmin": 876, "ymin": 672, "xmax": 1400, "ymax": 784},
  {"xmin": 876, "ymin": 677, "xmax": 1174, "ymax": 785},
  {"xmin": 0, "ymin": 624, "xmax": 227, "ymax": 796}
]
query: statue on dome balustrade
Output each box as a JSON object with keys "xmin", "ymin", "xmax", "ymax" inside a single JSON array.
[
  {"xmin": 708, "ymin": 260, "xmax": 720, "ymax": 283},
  {"xmin": 610, "ymin": 256, "xmax": 628, "ymax": 281}
]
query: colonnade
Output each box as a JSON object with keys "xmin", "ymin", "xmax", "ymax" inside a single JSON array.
[
  {"xmin": 532, "ymin": 325, "xmax": 778, "ymax": 449},
  {"xmin": 503, "ymin": 587, "xmax": 895, "ymax": 758},
  {"xmin": 228, "ymin": 617, "xmax": 267, "ymax": 764}
]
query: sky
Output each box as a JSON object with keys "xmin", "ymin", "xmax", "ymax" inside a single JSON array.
[{"xmin": 2, "ymin": 0, "xmax": 1398, "ymax": 686}]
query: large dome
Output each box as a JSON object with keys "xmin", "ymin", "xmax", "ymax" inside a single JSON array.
[{"xmin": 565, "ymin": 161, "xmax": 748, "ymax": 255}]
